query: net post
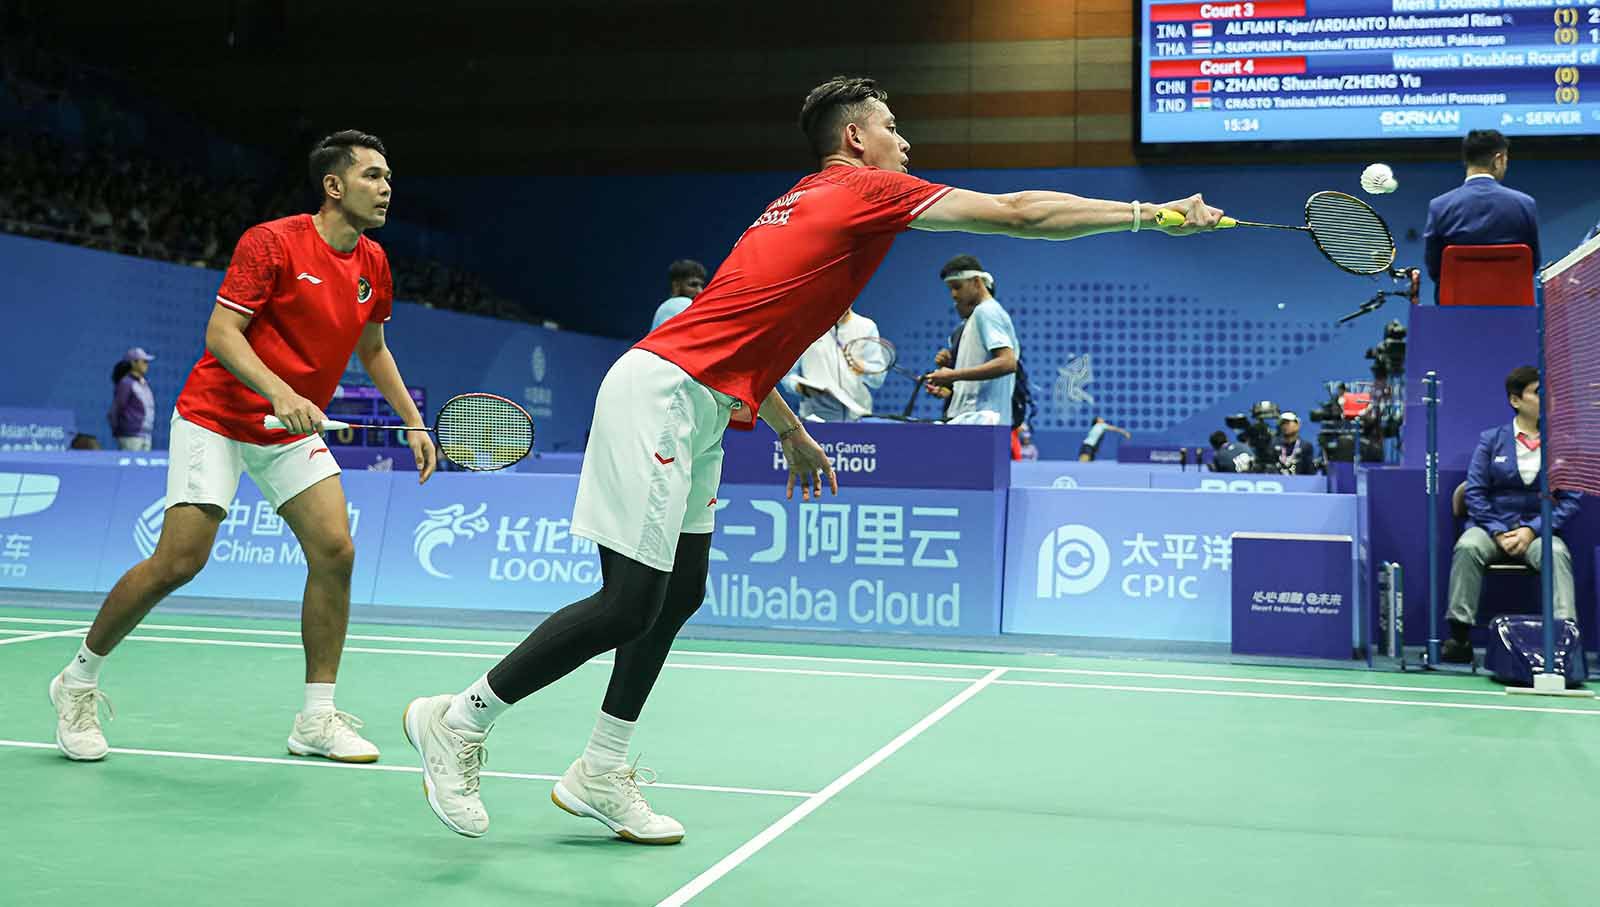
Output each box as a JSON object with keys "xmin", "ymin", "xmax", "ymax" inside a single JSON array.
[
  {"xmin": 1423, "ymin": 370, "xmax": 1441, "ymax": 668},
  {"xmin": 1537, "ymin": 290, "xmax": 1558, "ymax": 683}
]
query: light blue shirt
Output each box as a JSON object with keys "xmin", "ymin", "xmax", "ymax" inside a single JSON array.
[
  {"xmin": 651, "ymin": 296, "xmax": 694, "ymax": 331},
  {"xmin": 947, "ymin": 298, "xmax": 1018, "ymax": 420}
]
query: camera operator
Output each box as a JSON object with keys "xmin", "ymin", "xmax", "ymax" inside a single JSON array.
[
  {"xmin": 1209, "ymin": 430, "xmax": 1255, "ymax": 473},
  {"xmin": 1275, "ymin": 412, "xmax": 1318, "ymax": 475}
]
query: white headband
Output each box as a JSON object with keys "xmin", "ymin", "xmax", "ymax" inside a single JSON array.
[{"xmin": 943, "ymin": 269, "xmax": 994, "ymax": 289}]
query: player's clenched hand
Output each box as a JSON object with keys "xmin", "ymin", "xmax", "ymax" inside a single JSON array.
[
  {"xmin": 781, "ymin": 428, "xmax": 838, "ymax": 501},
  {"xmin": 411, "ymin": 432, "xmax": 438, "ymax": 484},
  {"xmin": 924, "ymin": 367, "xmax": 958, "ymax": 388},
  {"xmin": 1154, "ymin": 194, "xmax": 1224, "ymax": 235},
  {"xmin": 271, "ymin": 392, "xmax": 326, "ymax": 435},
  {"xmin": 934, "ymin": 349, "xmax": 953, "ymax": 368}
]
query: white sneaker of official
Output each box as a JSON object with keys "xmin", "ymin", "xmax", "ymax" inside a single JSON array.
[
  {"xmin": 552, "ymin": 757, "xmax": 685, "ymax": 845},
  {"xmin": 49, "ymin": 672, "xmax": 112, "ymax": 761},
  {"xmin": 287, "ymin": 709, "xmax": 381, "ymax": 763},
  {"xmin": 401, "ymin": 694, "xmax": 491, "ymax": 837}
]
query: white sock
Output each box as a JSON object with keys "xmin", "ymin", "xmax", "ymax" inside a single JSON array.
[
  {"xmin": 62, "ymin": 643, "xmax": 105, "ymax": 687},
  {"xmin": 444, "ymin": 674, "xmax": 509, "ymax": 734},
  {"xmin": 581, "ymin": 712, "xmax": 636, "ymax": 774},
  {"xmin": 303, "ymin": 683, "xmax": 336, "ymax": 715}
]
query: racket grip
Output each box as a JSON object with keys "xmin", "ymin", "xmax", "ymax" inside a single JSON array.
[
  {"xmin": 262, "ymin": 415, "xmax": 350, "ymax": 431},
  {"xmin": 1154, "ymin": 209, "xmax": 1237, "ymax": 229}
]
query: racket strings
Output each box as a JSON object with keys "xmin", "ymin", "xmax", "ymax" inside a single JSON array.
[
  {"xmin": 842, "ymin": 336, "xmax": 898, "ymax": 376},
  {"xmin": 1304, "ymin": 192, "xmax": 1396, "ymax": 275},
  {"xmin": 436, "ymin": 394, "xmax": 534, "ymax": 471}
]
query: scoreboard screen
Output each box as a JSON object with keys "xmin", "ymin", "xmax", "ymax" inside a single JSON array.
[{"xmin": 1137, "ymin": 0, "xmax": 1600, "ymax": 145}]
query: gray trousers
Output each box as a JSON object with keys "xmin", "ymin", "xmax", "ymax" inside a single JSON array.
[{"xmin": 1447, "ymin": 526, "xmax": 1575, "ymax": 625}]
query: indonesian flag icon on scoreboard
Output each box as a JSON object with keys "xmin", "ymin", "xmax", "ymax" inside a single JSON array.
[
  {"xmin": 1193, "ymin": 79, "xmax": 1212, "ymax": 93},
  {"xmin": 1193, "ymin": 97, "xmax": 1213, "ymax": 110},
  {"xmin": 1193, "ymin": 22, "xmax": 1213, "ymax": 37}
]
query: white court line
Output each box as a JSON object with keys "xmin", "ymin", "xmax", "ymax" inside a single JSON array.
[
  {"xmin": 657, "ymin": 667, "xmax": 1007, "ymax": 907},
  {"xmin": 0, "ymin": 739, "xmax": 813, "ymax": 798},
  {"xmin": 0, "ymin": 626, "xmax": 89, "ymax": 646},
  {"xmin": 0, "ymin": 614, "xmax": 1521, "ymax": 699},
  {"xmin": 118, "ymin": 635, "xmax": 974, "ymax": 685},
  {"xmin": 115, "ymin": 635, "xmax": 1600, "ymax": 716},
  {"xmin": 994, "ymin": 678, "xmax": 1600, "ymax": 716}
]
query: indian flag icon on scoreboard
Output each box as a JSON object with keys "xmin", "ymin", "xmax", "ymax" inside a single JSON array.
[{"xmin": 1193, "ymin": 97, "xmax": 1213, "ymax": 110}]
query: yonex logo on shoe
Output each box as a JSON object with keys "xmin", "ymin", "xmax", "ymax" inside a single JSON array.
[
  {"xmin": 469, "ymin": 694, "xmax": 486, "ymax": 710},
  {"xmin": 77, "ymin": 655, "xmax": 86, "ymax": 663}
]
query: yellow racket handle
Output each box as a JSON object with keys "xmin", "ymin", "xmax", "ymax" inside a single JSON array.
[{"xmin": 1154, "ymin": 209, "xmax": 1237, "ymax": 229}]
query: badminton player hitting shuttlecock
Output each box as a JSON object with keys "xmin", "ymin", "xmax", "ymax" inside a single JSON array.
[{"xmin": 1361, "ymin": 163, "xmax": 1398, "ymax": 195}]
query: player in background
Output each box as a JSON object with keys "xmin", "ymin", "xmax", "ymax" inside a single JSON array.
[
  {"xmin": 401, "ymin": 76, "xmax": 1222, "ymax": 841},
  {"xmin": 48, "ymin": 131, "xmax": 437, "ymax": 766}
]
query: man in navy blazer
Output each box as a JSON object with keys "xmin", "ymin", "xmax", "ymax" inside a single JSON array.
[
  {"xmin": 1423, "ymin": 130, "xmax": 1541, "ymax": 303},
  {"xmin": 1442, "ymin": 366, "xmax": 1580, "ymax": 662}
]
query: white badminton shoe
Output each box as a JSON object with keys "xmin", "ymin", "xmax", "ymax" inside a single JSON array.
[
  {"xmin": 287, "ymin": 709, "xmax": 381, "ymax": 763},
  {"xmin": 49, "ymin": 672, "xmax": 112, "ymax": 761},
  {"xmin": 552, "ymin": 757, "xmax": 685, "ymax": 844},
  {"xmin": 402, "ymin": 694, "xmax": 491, "ymax": 837}
]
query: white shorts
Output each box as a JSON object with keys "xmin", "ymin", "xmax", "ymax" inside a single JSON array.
[
  {"xmin": 571, "ymin": 349, "xmax": 739, "ymax": 572},
  {"xmin": 166, "ymin": 412, "xmax": 342, "ymax": 512}
]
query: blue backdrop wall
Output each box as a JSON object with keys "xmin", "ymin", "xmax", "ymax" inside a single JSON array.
[
  {"xmin": 7, "ymin": 158, "xmax": 1595, "ymax": 458},
  {"xmin": 409, "ymin": 159, "xmax": 1598, "ymax": 456},
  {"xmin": 0, "ymin": 233, "xmax": 626, "ymax": 451}
]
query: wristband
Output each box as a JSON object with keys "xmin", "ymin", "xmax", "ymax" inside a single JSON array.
[{"xmin": 1131, "ymin": 200, "xmax": 1142, "ymax": 233}]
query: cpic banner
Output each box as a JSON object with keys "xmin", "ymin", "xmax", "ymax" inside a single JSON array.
[{"xmin": 1003, "ymin": 487, "xmax": 1357, "ymax": 642}]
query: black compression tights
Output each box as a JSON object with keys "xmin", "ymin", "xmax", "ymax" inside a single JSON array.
[{"xmin": 485, "ymin": 533, "xmax": 711, "ymax": 722}]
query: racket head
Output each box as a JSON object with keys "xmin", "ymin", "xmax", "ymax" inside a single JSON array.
[
  {"xmin": 434, "ymin": 392, "xmax": 535, "ymax": 472},
  {"xmin": 841, "ymin": 335, "xmax": 897, "ymax": 376},
  {"xmin": 1304, "ymin": 190, "xmax": 1397, "ymax": 275}
]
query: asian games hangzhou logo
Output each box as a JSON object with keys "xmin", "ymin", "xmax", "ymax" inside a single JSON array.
[
  {"xmin": 1036, "ymin": 524, "xmax": 1110, "ymax": 598},
  {"xmin": 357, "ymin": 276, "xmax": 373, "ymax": 304},
  {"xmin": 1054, "ymin": 353, "xmax": 1095, "ymax": 413},
  {"xmin": 413, "ymin": 504, "xmax": 491, "ymax": 578}
]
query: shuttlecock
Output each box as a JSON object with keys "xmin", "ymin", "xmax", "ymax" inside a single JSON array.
[{"xmin": 1361, "ymin": 163, "xmax": 1398, "ymax": 195}]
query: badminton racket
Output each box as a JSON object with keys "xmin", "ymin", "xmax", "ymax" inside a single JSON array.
[
  {"xmin": 263, "ymin": 391, "xmax": 534, "ymax": 472},
  {"xmin": 1156, "ymin": 190, "xmax": 1397, "ymax": 276},
  {"xmin": 838, "ymin": 336, "xmax": 927, "ymax": 382}
]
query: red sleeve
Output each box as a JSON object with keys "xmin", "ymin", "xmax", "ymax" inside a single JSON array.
[
  {"xmin": 215, "ymin": 226, "xmax": 283, "ymax": 317},
  {"xmin": 370, "ymin": 251, "xmax": 394, "ymax": 325},
  {"xmin": 841, "ymin": 168, "xmax": 952, "ymax": 234}
]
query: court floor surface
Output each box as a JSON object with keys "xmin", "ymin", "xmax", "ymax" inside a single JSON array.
[{"xmin": 5, "ymin": 601, "xmax": 1600, "ymax": 906}]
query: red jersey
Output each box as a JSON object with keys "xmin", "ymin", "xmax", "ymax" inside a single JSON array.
[
  {"xmin": 176, "ymin": 214, "xmax": 394, "ymax": 445},
  {"xmin": 636, "ymin": 165, "xmax": 950, "ymax": 428}
]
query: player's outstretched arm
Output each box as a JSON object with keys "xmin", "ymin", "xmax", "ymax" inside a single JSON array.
[
  {"xmin": 356, "ymin": 323, "xmax": 438, "ymax": 483},
  {"xmin": 911, "ymin": 189, "xmax": 1222, "ymax": 239},
  {"xmin": 204, "ymin": 305, "xmax": 324, "ymax": 435}
]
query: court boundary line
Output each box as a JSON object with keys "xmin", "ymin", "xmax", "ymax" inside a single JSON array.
[
  {"xmin": 994, "ymin": 678, "xmax": 1600, "ymax": 716},
  {"xmin": 0, "ymin": 626, "xmax": 88, "ymax": 646},
  {"xmin": 0, "ymin": 613, "xmax": 1533, "ymax": 699},
  {"xmin": 0, "ymin": 739, "xmax": 814, "ymax": 798},
  {"xmin": 655, "ymin": 667, "xmax": 1008, "ymax": 907}
]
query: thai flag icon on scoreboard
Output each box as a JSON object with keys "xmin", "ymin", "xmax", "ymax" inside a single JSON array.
[
  {"xmin": 1191, "ymin": 40, "xmax": 1212, "ymax": 53},
  {"xmin": 1193, "ymin": 97, "xmax": 1213, "ymax": 110},
  {"xmin": 1193, "ymin": 79, "xmax": 1212, "ymax": 93},
  {"xmin": 1193, "ymin": 22, "xmax": 1213, "ymax": 37}
]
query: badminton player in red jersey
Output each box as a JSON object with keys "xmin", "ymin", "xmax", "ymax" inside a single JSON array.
[
  {"xmin": 49, "ymin": 131, "xmax": 437, "ymax": 766},
  {"xmin": 402, "ymin": 76, "xmax": 1223, "ymax": 840}
]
